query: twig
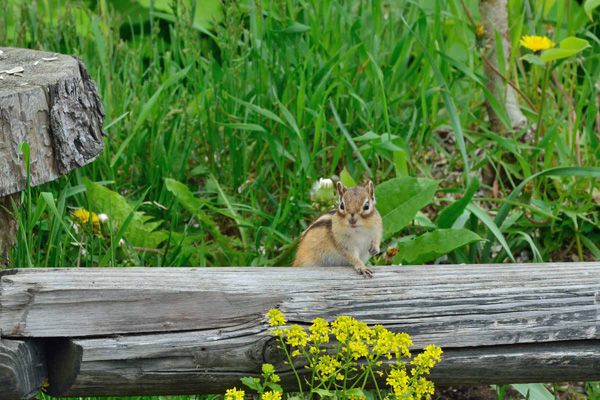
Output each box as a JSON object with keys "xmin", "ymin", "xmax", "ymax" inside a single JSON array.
[
  {"xmin": 132, "ymin": 246, "xmax": 164, "ymax": 254},
  {"xmin": 76, "ymin": 234, "xmax": 85, "ymax": 268},
  {"xmin": 480, "ymin": 52, "xmax": 537, "ymax": 112}
]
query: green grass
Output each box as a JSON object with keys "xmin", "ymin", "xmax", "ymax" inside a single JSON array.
[{"xmin": 2, "ymin": 0, "xmax": 600, "ymax": 398}]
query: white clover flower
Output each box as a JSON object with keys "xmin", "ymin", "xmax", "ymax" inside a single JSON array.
[{"xmin": 98, "ymin": 213, "xmax": 109, "ymax": 223}]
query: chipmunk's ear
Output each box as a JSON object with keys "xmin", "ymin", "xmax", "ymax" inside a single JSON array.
[
  {"xmin": 366, "ymin": 181, "xmax": 375, "ymax": 203},
  {"xmin": 336, "ymin": 182, "xmax": 346, "ymax": 198}
]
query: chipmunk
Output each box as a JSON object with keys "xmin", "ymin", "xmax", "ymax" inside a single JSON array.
[{"xmin": 293, "ymin": 181, "xmax": 382, "ymax": 277}]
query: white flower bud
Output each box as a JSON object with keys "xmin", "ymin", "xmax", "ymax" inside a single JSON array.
[{"xmin": 98, "ymin": 213, "xmax": 109, "ymax": 223}]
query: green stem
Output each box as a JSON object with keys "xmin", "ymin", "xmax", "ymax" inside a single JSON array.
[
  {"xmin": 534, "ymin": 65, "xmax": 551, "ymax": 149},
  {"xmin": 279, "ymin": 336, "xmax": 304, "ymax": 398}
]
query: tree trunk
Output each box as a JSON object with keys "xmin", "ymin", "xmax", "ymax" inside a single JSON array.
[
  {"xmin": 0, "ymin": 193, "xmax": 19, "ymax": 268},
  {"xmin": 0, "ymin": 47, "xmax": 106, "ymax": 265},
  {"xmin": 479, "ymin": 0, "xmax": 528, "ymax": 133}
]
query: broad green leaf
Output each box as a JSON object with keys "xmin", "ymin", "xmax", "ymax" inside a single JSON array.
[
  {"xmin": 266, "ymin": 383, "xmax": 283, "ymax": 392},
  {"xmin": 84, "ymin": 178, "xmax": 167, "ymax": 248},
  {"xmin": 540, "ymin": 37, "xmax": 590, "ymax": 62},
  {"xmin": 340, "ymin": 168, "xmax": 357, "ymax": 187},
  {"xmin": 437, "ymin": 178, "xmax": 480, "ymax": 229},
  {"xmin": 345, "ymin": 389, "xmax": 366, "ymax": 397},
  {"xmin": 511, "ymin": 384, "xmax": 554, "ymax": 400},
  {"xmin": 393, "ymin": 229, "xmax": 484, "ymax": 265},
  {"xmin": 375, "ymin": 177, "xmax": 440, "ymax": 237},
  {"xmin": 240, "ymin": 377, "xmax": 259, "ymax": 391},
  {"xmin": 585, "ymin": 0, "xmax": 600, "ymax": 20},
  {"xmin": 164, "ymin": 178, "xmax": 205, "ymax": 212},
  {"xmin": 313, "ymin": 389, "xmax": 335, "ymax": 398},
  {"xmin": 522, "ymin": 54, "xmax": 545, "ymax": 66}
]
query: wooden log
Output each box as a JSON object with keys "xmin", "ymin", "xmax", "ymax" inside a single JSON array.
[
  {"xmin": 1, "ymin": 263, "xmax": 600, "ymax": 396},
  {"xmin": 57, "ymin": 331, "xmax": 600, "ymax": 396},
  {"xmin": 0, "ymin": 47, "xmax": 106, "ymax": 265},
  {"xmin": 0, "ymin": 339, "xmax": 46, "ymax": 400}
]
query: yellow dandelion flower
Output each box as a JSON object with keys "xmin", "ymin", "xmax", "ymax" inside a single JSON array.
[
  {"xmin": 225, "ymin": 387, "xmax": 246, "ymax": 400},
  {"xmin": 519, "ymin": 35, "xmax": 555, "ymax": 52},
  {"xmin": 261, "ymin": 390, "xmax": 282, "ymax": 400},
  {"xmin": 266, "ymin": 309, "xmax": 286, "ymax": 327},
  {"xmin": 71, "ymin": 209, "xmax": 101, "ymax": 235}
]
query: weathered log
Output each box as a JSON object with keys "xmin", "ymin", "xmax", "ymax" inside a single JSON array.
[
  {"xmin": 1, "ymin": 263, "xmax": 600, "ymax": 396},
  {"xmin": 0, "ymin": 339, "xmax": 46, "ymax": 400},
  {"xmin": 0, "ymin": 47, "xmax": 106, "ymax": 266}
]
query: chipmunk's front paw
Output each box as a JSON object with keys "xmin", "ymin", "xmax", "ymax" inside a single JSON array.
[
  {"xmin": 354, "ymin": 266, "xmax": 374, "ymax": 278},
  {"xmin": 369, "ymin": 243, "xmax": 380, "ymax": 256}
]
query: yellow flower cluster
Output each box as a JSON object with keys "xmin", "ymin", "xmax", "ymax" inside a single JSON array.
[
  {"xmin": 262, "ymin": 363, "xmax": 280, "ymax": 383},
  {"xmin": 410, "ymin": 344, "xmax": 443, "ymax": 375},
  {"xmin": 261, "ymin": 391, "xmax": 282, "ymax": 400},
  {"xmin": 71, "ymin": 209, "xmax": 101, "ymax": 235},
  {"xmin": 316, "ymin": 355, "xmax": 342, "ymax": 379},
  {"xmin": 266, "ymin": 309, "xmax": 286, "ymax": 327},
  {"xmin": 308, "ymin": 317, "xmax": 329, "ymax": 343},
  {"xmin": 261, "ymin": 309, "xmax": 442, "ymax": 400},
  {"xmin": 225, "ymin": 387, "xmax": 245, "ymax": 400}
]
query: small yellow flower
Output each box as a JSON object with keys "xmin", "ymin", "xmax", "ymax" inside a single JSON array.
[
  {"xmin": 266, "ymin": 309, "xmax": 286, "ymax": 327},
  {"xmin": 475, "ymin": 24, "xmax": 484, "ymax": 38},
  {"xmin": 519, "ymin": 35, "xmax": 555, "ymax": 52},
  {"xmin": 336, "ymin": 373, "xmax": 344, "ymax": 381},
  {"xmin": 225, "ymin": 387, "xmax": 245, "ymax": 400},
  {"xmin": 262, "ymin": 364, "xmax": 275, "ymax": 375},
  {"xmin": 285, "ymin": 324, "xmax": 308, "ymax": 347},
  {"xmin": 71, "ymin": 209, "xmax": 101, "ymax": 235},
  {"xmin": 261, "ymin": 391, "xmax": 282, "ymax": 400}
]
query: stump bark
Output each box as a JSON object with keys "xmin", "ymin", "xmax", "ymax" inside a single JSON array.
[{"xmin": 0, "ymin": 47, "xmax": 106, "ymax": 267}]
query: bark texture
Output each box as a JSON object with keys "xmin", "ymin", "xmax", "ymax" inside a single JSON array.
[
  {"xmin": 0, "ymin": 47, "xmax": 106, "ymax": 265},
  {"xmin": 479, "ymin": 0, "xmax": 528, "ymax": 133},
  {"xmin": 0, "ymin": 193, "xmax": 19, "ymax": 268},
  {"xmin": 1, "ymin": 264, "xmax": 600, "ymax": 396}
]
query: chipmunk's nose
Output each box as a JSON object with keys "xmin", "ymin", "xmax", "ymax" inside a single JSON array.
[{"xmin": 349, "ymin": 214, "xmax": 357, "ymax": 225}]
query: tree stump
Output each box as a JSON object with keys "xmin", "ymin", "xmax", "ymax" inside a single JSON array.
[{"xmin": 0, "ymin": 47, "xmax": 106, "ymax": 267}]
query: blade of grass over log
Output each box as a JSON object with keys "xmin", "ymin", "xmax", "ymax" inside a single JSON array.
[
  {"xmin": 482, "ymin": 167, "xmax": 600, "ymax": 262},
  {"xmin": 466, "ymin": 203, "xmax": 516, "ymax": 263},
  {"xmin": 437, "ymin": 178, "xmax": 480, "ymax": 229}
]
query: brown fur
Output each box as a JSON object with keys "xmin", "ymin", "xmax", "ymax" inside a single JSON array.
[{"xmin": 293, "ymin": 181, "xmax": 382, "ymax": 277}]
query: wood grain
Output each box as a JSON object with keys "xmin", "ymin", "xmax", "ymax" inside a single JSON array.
[
  {"xmin": 0, "ymin": 339, "xmax": 46, "ymax": 400},
  {"xmin": 1, "ymin": 264, "xmax": 600, "ymax": 396},
  {"xmin": 0, "ymin": 47, "xmax": 106, "ymax": 197}
]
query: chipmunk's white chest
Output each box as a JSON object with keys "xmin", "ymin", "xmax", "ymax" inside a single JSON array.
[{"xmin": 327, "ymin": 227, "xmax": 375, "ymax": 265}]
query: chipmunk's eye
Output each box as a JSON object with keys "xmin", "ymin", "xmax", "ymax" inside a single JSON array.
[
  {"xmin": 340, "ymin": 201, "xmax": 345, "ymax": 211},
  {"xmin": 364, "ymin": 201, "xmax": 370, "ymax": 210}
]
